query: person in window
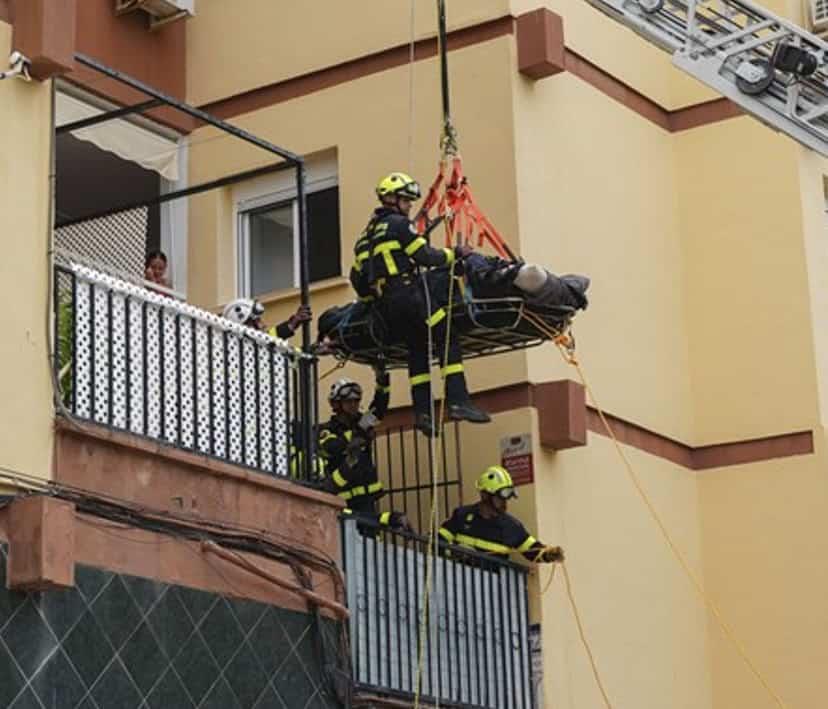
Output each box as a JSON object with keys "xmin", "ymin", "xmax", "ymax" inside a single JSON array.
[
  {"xmin": 145, "ymin": 250, "xmax": 172, "ymax": 290},
  {"xmin": 318, "ymin": 376, "xmax": 410, "ymax": 533},
  {"xmin": 351, "ymin": 171, "xmax": 490, "ymax": 437},
  {"xmin": 439, "ymin": 465, "xmax": 564, "ymax": 564},
  {"xmin": 222, "ymin": 297, "xmax": 312, "ymax": 340}
]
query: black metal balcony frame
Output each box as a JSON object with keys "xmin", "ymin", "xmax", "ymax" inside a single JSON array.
[
  {"xmin": 371, "ymin": 422, "xmax": 465, "ymax": 535},
  {"xmin": 53, "ymin": 54, "xmax": 320, "ymax": 480},
  {"xmin": 341, "ymin": 516, "xmax": 534, "ymax": 709}
]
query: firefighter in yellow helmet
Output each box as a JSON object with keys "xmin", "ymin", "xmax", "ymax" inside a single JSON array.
[
  {"xmin": 350, "ymin": 172, "xmax": 490, "ymax": 437},
  {"xmin": 439, "ymin": 466, "xmax": 564, "ymax": 563}
]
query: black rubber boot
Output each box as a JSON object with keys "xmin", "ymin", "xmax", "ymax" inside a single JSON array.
[
  {"xmin": 447, "ymin": 401, "xmax": 491, "ymax": 424},
  {"xmin": 415, "ymin": 412, "xmax": 438, "ymax": 438}
]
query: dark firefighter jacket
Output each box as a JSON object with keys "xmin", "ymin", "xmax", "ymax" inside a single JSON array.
[
  {"xmin": 350, "ymin": 207, "xmax": 456, "ymax": 298},
  {"xmin": 317, "ymin": 381, "xmax": 390, "ymax": 504},
  {"xmin": 438, "ymin": 503, "xmax": 542, "ymax": 561}
]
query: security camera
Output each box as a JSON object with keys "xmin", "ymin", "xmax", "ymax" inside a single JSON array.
[{"xmin": 0, "ymin": 51, "xmax": 31, "ymax": 81}]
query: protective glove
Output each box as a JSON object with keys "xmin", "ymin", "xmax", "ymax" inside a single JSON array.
[
  {"xmin": 287, "ymin": 304, "xmax": 312, "ymax": 332},
  {"xmin": 454, "ymin": 244, "xmax": 473, "ymax": 260},
  {"xmin": 357, "ymin": 411, "xmax": 379, "ymax": 432},
  {"xmin": 375, "ymin": 368, "xmax": 390, "ymax": 389},
  {"xmin": 387, "ymin": 512, "xmax": 413, "ymax": 534},
  {"xmin": 344, "ymin": 436, "xmax": 368, "ymax": 464},
  {"xmin": 423, "ymin": 215, "xmax": 445, "ymax": 237},
  {"xmin": 538, "ymin": 546, "xmax": 565, "ymax": 564}
]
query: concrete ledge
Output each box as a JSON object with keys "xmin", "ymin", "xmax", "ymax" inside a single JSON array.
[
  {"xmin": 12, "ymin": 0, "xmax": 76, "ymax": 80},
  {"xmin": 516, "ymin": 8, "xmax": 565, "ymax": 80},
  {"xmin": 7, "ymin": 495, "xmax": 75, "ymax": 590},
  {"xmin": 534, "ymin": 380, "xmax": 587, "ymax": 449},
  {"xmin": 53, "ymin": 418, "xmax": 344, "ymax": 563}
]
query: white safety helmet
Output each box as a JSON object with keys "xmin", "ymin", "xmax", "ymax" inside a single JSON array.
[
  {"xmin": 223, "ymin": 298, "xmax": 264, "ymax": 325},
  {"xmin": 329, "ymin": 378, "xmax": 363, "ymax": 403}
]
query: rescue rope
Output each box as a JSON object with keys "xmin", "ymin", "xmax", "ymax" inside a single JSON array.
[
  {"xmin": 413, "ymin": 260, "xmax": 459, "ymax": 709},
  {"xmin": 318, "ymin": 358, "xmax": 347, "ymax": 381},
  {"xmin": 532, "ymin": 548, "xmax": 614, "ymax": 707},
  {"xmin": 521, "ymin": 310, "xmax": 789, "ymax": 709}
]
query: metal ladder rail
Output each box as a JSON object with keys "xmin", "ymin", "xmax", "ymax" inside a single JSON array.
[{"xmin": 583, "ymin": 0, "xmax": 828, "ymax": 155}]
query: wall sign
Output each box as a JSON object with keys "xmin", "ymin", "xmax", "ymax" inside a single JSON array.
[{"xmin": 500, "ymin": 433, "xmax": 534, "ymax": 485}]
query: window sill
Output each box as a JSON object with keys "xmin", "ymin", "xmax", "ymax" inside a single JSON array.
[{"xmin": 256, "ymin": 276, "xmax": 351, "ymax": 306}]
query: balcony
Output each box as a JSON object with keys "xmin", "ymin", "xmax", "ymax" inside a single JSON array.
[
  {"xmin": 53, "ymin": 261, "xmax": 316, "ymax": 480},
  {"xmin": 342, "ymin": 518, "xmax": 534, "ymax": 709}
]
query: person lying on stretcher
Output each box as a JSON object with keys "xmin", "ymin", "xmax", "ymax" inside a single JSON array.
[{"xmin": 316, "ymin": 253, "xmax": 590, "ymax": 348}]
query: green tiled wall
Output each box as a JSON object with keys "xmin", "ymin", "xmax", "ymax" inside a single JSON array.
[{"xmin": 0, "ymin": 544, "xmax": 341, "ymax": 709}]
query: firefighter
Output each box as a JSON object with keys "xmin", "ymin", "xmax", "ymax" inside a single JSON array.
[
  {"xmin": 439, "ymin": 465, "xmax": 564, "ymax": 563},
  {"xmin": 318, "ymin": 375, "xmax": 410, "ymax": 532},
  {"xmin": 223, "ymin": 297, "xmax": 311, "ymax": 340},
  {"xmin": 351, "ymin": 171, "xmax": 490, "ymax": 437}
]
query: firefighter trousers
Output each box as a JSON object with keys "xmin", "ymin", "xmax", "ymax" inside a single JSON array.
[{"xmin": 379, "ymin": 278, "xmax": 468, "ymax": 415}]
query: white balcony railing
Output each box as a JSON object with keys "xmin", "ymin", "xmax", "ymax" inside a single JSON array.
[
  {"xmin": 342, "ymin": 518, "xmax": 534, "ymax": 708},
  {"xmin": 54, "ymin": 263, "xmax": 316, "ymax": 479}
]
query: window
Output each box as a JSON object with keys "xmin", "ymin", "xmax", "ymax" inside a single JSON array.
[{"xmin": 237, "ymin": 182, "xmax": 341, "ymax": 298}]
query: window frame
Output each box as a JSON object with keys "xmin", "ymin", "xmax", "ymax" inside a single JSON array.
[{"xmin": 235, "ymin": 173, "xmax": 338, "ymax": 299}]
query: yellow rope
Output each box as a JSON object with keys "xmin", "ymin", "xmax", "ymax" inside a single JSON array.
[
  {"xmin": 413, "ymin": 259, "xmax": 458, "ymax": 709},
  {"xmin": 522, "ymin": 310, "xmax": 789, "ymax": 709},
  {"xmin": 318, "ymin": 358, "xmax": 347, "ymax": 381},
  {"xmin": 533, "ymin": 547, "xmax": 613, "ymax": 707},
  {"xmin": 561, "ymin": 562, "xmax": 614, "ymax": 709}
]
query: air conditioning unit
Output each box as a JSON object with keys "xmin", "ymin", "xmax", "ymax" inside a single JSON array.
[
  {"xmin": 808, "ymin": 0, "xmax": 828, "ymax": 34},
  {"xmin": 115, "ymin": 0, "xmax": 195, "ymax": 30}
]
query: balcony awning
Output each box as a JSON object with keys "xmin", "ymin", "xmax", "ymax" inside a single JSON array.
[{"xmin": 56, "ymin": 91, "xmax": 179, "ymax": 181}]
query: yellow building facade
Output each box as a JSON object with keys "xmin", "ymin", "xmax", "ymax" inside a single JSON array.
[
  {"xmin": 183, "ymin": 2, "xmax": 828, "ymax": 707},
  {"xmin": 2, "ymin": 0, "xmax": 827, "ymax": 707}
]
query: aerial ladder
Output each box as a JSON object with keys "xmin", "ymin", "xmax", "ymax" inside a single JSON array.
[{"xmin": 582, "ymin": 0, "xmax": 828, "ymax": 156}]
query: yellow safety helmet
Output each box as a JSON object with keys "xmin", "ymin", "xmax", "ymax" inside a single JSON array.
[
  {"xmin": 376, "ymin": 172, "xmax": 422, "ymax": 201},
  {"xmin": 476, "ymin": 465, "xmax": 517, "ymax": 499}
]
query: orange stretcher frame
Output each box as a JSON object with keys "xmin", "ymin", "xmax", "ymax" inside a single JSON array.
[{"xmin": 414, "ymin": 156, "xmax": 517, "ymax": 261}]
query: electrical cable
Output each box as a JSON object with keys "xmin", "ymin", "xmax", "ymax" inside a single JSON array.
[{"xmin": 407, "ymin": 0, "xmax": 417, "ymax": 176}]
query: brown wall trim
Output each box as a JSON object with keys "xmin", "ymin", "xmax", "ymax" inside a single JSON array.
[
  {"xmin": 0, "ymin": 0, "xmax": 11, "ymax": 23},
  {"xmin": 201, "ymin": 15, "xmax": 516, "ymax": 120},
  {"xmin": 564, "ymin": 48, "xmax": 742, "ymax": 132},
  {"xmin": 379, "ymin": 380, "xmax": 814, "ymax": 470},
  {"xmin": 515, "ymin": 8, "xmax": 742, "ymax": 132},
  {"xmin": 11, "ymin": 0, "xmax": 77, "ymax": 80},
  {"xmin": 0, "ymin": 505, "xmax": 340, "ymax": 615},
  {"xmin": 668, "ymin": 97, "xmax": 744, "ymax": 132},
  {"xmin": 202, "ymin": 8, "xmax": 740, "ymax": 133},
  {"xmin": 563, "ymin": 49, "xmax": 671, "ymax": 131},
  {"xmin": 379, "ymin": 381, "xmax": 531, "ymax": 430},
  {"xmin": 585, "ymin": 408, "xmax": 813, "ymax": 470},
  {"xmin": 52, "ymin": 417, "xmax": 344, "ymax": 574},
  {"xmin": 54, "ymin": 417, "xmax": 341, "ymax": 508}
]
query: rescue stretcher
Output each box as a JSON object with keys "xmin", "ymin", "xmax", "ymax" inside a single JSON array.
[{"xmin": 319, "ymin": 290, "xmax": 578, "ymax": 370}]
